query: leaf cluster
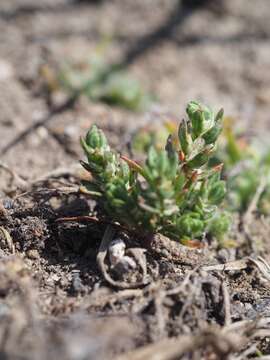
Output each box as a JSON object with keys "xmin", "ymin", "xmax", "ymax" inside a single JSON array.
[
  {"xmin": 132, "ymin": 113, "xmax": 270, "ymax": 217},
  {"xmin": 81, "ymin": 101, "xmax": 230, "ymax": 243}
]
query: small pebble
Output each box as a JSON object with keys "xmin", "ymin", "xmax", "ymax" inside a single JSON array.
[
  {"xmin": 71, "ymin": 270, "xmax": 85, "ymax": 293},
  {"xmin": 109, "ymin": 238, "xmax": 126, "ymax": 266},
  {"xmin": 112, "ymin": 256, "xmax": 137, "ymax": 277},
  {"xmin": 26, "ymin": 249, "xmax": 40, "ymax": 260},
  {"xmin": 0, "ymin": 59, "xmax": 14, "ymax": 81}
]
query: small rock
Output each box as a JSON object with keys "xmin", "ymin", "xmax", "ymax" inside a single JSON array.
[
  {"xmin": 64, "ymin": 125, "xmax": 79, "ymax": 139},
  {"xmin": 112, "ymin": 256, "xmax": 137, "ymax": 277},
  {"xmin": 109, "ymin": 238, "xmax": 126, "ymax": 266},
  {"xmin": 71, "ymin": 270, "xmax": 85, "ymax": 293},
  {"xmin": 0, "ymin": 59, "xmax": 14, "ymax": 81},
  {"xmin": 217, "ymin": 248, "xmax": 236, "ymax": 263},
  {"xmin": 36, "ymin": 126, "xmax": 49, "ymax": 140},
  {"xmin": 0, "ymin": 201, "xmax": 7, "ymax": 218},
  {"xmin": 256, "ymin": 88, "xmax": 270, "ymax": 105},
  {"xmin": 26, "ymin": 249, "xmax": 40, "ymax": 260}
]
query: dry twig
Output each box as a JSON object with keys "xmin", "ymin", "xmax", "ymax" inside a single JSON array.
[
  {"xmin": 221, "ymin": 281, "xmax": 231, "ymax": 326},
  {"xmin": 242, "ymin": 176, "xmax": 267, "ymax": 252},
  {"xmin": 0, "ymin": 161, "xmax": 28, "ymax": 189},
  {"xmin": 243, "ymin": 176, "xmax": 267, "ymax": 226},
  {"xmin": 0, "ymin": 226, "xmax": 15, "ymax": 254},
  {"xmin": 202, "ymin": 256, "xmax": 270, "ymax": 283}
]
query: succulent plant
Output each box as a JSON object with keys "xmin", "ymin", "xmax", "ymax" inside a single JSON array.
[{"xmin": 81, "ymin": 101, "xmax": 230, "ymax": 244}]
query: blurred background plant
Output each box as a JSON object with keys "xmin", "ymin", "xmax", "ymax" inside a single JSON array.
[
  {"xmin": 39, "ymin": 38, "xmax": 153, "ymax": 111},
  {"xmin": 213, "ymin": 118, "xmax": 270, "ymax": 214}
]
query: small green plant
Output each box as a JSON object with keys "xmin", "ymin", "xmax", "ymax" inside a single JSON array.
[
  {"xmin": 41, "ymin": 52, "xmax": 151, "ymax": 111},
  {"xmin": 60, "ymin": 61, "xmax": 151, "ymax": 111},
  {"xmin": 81, "ymin": 101, "xmax": 230, "ymax": 244},
  {"xmin": 210, "ymin": 119, "xmax": 270, "ymax": 213}
]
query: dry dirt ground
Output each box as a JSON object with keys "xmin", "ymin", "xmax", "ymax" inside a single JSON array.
[{"xmin": 1, "ymin": 1, "xmax": 270, "ymax": 359}]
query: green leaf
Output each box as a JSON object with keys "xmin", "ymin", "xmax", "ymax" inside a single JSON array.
[
  {"xmin": 187, "ymin": 147, "xmax": 213, "ymax": 169},
  {"xmin": 208, "ymin": 180, "xmax": 226, "ymax": 205},
  {"xmin": 178, "ymin": 119, "xmax": 192, "ymax": 155},
  {"xmin": 186, "ymin": 101, "xmax": 213, "ymax": 138},
  {"xmin": 85, "ymin": 125, "xmax": 108, "ymax": 150},
  {"xmin": 215, "ymin": 108, "xmax": 224, "ymax": 122},
  {"xmin": 187, "ymin": 106, "xmax": 204, "ymax": 138},
  {"xmin": 202, "ymin": 122, "xmax": 222, "ymax": 145},
  {"xmin": 177, "ymin": 213, "xmax": 205, "ymax": 238},
  {"xmin": 81, "ymin": 181, "xmax": 103, "ymax": 197},
  {"xmin": 147, "ymin": 146, "xmax": 159, "ymax": 169}
]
